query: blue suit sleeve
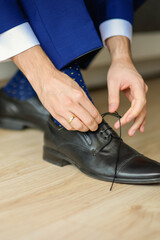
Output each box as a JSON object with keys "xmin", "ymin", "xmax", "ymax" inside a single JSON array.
[
  {"xmin": 85, "ymin": 0, "xmax": 134, "ymax": 28},
  {"xmin": 106, "ymin": 0, "xmax": 134, "ymax": 24},
  {"xmin": 0, "ymin": 0, "xmax": 27, "ymax": 34}
]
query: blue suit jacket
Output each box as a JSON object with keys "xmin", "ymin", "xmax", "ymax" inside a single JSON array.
[{"xmin": 0, "ymin": 0, "xmax": 145, "ymax": 69}]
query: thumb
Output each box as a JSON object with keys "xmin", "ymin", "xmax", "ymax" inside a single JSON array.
[{"xmin": 108, "ymin": 82, "xmax": 120, "ymax": 113}]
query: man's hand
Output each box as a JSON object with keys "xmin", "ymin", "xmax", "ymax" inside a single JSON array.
[
  {"xmin": 12, "ymin": 46, "xmax": 102, "ymax": 132},
  {"xmin": 106, "ymin": 36, "xmax": 148, "ymax": 136}
]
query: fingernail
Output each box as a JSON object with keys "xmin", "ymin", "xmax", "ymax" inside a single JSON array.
[
  {"xmin": 109, "ymin": 104, "xmax": 116, "ymax": 112},
  {"xmin": 130, "ymin": 129, "xmax": 135, "ymax": 135},
  {"xmin": 115, "ymin": 122, "xmax": 119, "ymax": 129}
]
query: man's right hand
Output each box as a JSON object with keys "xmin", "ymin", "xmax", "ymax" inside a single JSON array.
[{"xmin": 12, "ymin": 46, "xmax": 102, "ymax": 132}]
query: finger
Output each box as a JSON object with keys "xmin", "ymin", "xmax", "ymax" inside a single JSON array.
[
  {"xmin": 139, "ymin": 119, "xmax": 146, "ymax": 133},
  {"xmin": 50, "ymin": 108, "xmax": 88, "ymax": 131},
  {"xmin": 80, "ymin": 93, "xmax": 102, "ymax": 124},
  {"xmin": 125, "ymin": 84, "xmax": 146, "ymax": 121},
  {"xmin": 114, "ymin": 101, "xmax": 133, "ymax": 129},
  {"xmin": 107, "ymin": 81, "xmax": 120, "ymax": 112},
  {"xmin": 128, "ymin": 108, "xmax": 146, "ymax": 136},
  {"xmin": 72, "ymin": 103, "xmax": 99, "ymax": 131},
  {"xmin": 50, "ymin": 112, "xmax": 74, "ymax": 131},
  {"xmin": 126, "ymin": 97, "xmax": 146, "ymax": 122},
  {"xmin": 60, "ymin": 110, "xmax": 89, "ymax": 132},
  {"xmin": 69, "ymin": 114, "xmax": 89, "ymax": 132},
  {"xmin": 114, "ymin": 97, "xmax": 146, "ymax": 129},
  {"xmin": 59, "ymin": 115, "xmax": 89, "ymax": 132}
]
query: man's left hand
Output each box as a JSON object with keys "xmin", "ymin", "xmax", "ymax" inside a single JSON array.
[{"xmin": 107, "ymin": 58, "xmax": 148, "ymax": 136}]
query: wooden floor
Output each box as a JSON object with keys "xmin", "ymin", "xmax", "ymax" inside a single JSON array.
[{"xmin": 0, "ymin": 78, "xmax": 160, "ymax": 240}]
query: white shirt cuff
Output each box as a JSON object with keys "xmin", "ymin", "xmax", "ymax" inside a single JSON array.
[
  {"xmin": 99, "ymin": 19, "xmax": 132, "ymax": 47},
  {"xmin": 0, "ymin": 22, "xmax": 40, "ymax": 62}
]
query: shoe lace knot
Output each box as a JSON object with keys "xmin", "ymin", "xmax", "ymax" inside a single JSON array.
[{"xmin": 101, "ymin": 111, "xmax": 122, "ymax": 139}]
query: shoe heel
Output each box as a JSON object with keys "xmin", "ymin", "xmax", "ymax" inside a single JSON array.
[
  {"xmin": 0, "ymin": 118, "xmax": 26, "ymax": 130},
  {"xmin": 43, "ymin": 146, "xmax": 71, "ymax": 167}
]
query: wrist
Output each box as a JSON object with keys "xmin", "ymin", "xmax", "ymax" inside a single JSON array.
[
  {"xmin": 11, "ymin": 45, "xmax": 57, "ymax": 90},
  {"xmin": 111, "ymin": 55, "xmax": 133, "ymax": 66},
  {"xmin": 106, "ymin": 36, "xmax": 132, "ymax": 62}
]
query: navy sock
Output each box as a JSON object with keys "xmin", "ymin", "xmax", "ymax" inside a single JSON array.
[
  {"xmin": 52, "ymin": 60, "xmax": 94, "ymax": 127},
  {"xmin": 2, "ymin": 70, "xmax": 36, "ymax": 100}
]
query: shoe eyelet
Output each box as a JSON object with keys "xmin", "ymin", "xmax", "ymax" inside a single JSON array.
[{"xmin": 100, "ymin": 131, "xmax": 103, "ymax": 135}]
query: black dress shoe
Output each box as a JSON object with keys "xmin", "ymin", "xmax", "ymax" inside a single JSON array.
[
  {"xmin": 43, "ymin": 113, "xmax": 160, "ymax": 186},
  {"xmin": 0, "ymin": 89, "xmax": 49, "ymax": 130}
]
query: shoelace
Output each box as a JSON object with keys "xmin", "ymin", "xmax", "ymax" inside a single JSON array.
[{"xmin": 101, "ymin": 111, "xmax": 122, "ymax": 191}]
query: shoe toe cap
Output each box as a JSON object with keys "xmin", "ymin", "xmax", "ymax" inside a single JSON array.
[{"xmin": 117, "ymin": 155, "xmax": 160, "ymax": 183}]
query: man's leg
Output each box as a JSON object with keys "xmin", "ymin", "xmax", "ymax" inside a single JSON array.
[{"xmin": 2, "ymin": 70, "xmax": 36, "ymax": 100}]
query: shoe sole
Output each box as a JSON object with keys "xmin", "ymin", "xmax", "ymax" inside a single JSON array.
[
  {"xmin": 0, "ymin": 117, "xmax": 39, "ymax": 130},
  {"xmin": 43, "ymin": 146, "xmax": 160, "ymax": 185}
]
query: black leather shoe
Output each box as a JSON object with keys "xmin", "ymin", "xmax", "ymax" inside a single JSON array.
[
  {"xmin": 43, "ymin": 113, "xmax": 160, "ymax": 186},
  {"xmin": 0, "ymin": 89, "xmax": 49, "ymax": 130}
]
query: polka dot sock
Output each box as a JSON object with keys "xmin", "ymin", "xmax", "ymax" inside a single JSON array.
[
  {"xmin": 2, "ymin": 70, "xmax": 36, "ymax": 100},
  {"xmin": 52, "ymin": 60, "xmax": 94, "ymax": 127}
]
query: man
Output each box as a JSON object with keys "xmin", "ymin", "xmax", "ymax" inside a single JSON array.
[{"xmin": 0, "ymin": 0, "xmax": 160, "ymax": 186}]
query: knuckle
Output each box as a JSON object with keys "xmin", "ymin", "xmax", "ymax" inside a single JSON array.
[
  {"xmin": 91, "ymin": 124, "xmax": 98, "ymax": 132},
  {"xmin": 142, "ymin": 98, "xmax": 147, "ymax": 105},
  {"xmin": 137, "ymin": 74, "xmax": 143, "ymax": 82},
  {"xmin": 65, "ymin": 97, "xmax": 73, "ymax": 107},
  {"xmin": 94, "ymin": 125, "xmax": 99, "ymax": 131},
  {"xmin": 92, "ymin": 111, "xmax": 99, "ymax": 119},
  {"xmin": 138, "ymin": 97, "xmax": 146, "ymax": 107},
  {"xmin": 132, "ymin": 110, "xmax": 139, "ymax": 118},
  {"xmin": 76, "ymin": 122, "xmax": 83, "ymax": 130},
  {"xmin": 54, "ymin": 106, "xmax": 63, "ymax": 115},
  {"xmin": 75, "ymin": 90, "xmax": 84, "ymax": 101},
  {"xmin": 86, "ymin": 118, "xmax": 94, "ymax": 126},
  {"xmin": 145, "ymin": 84, "xmax": 149, "ymax": 93}
]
